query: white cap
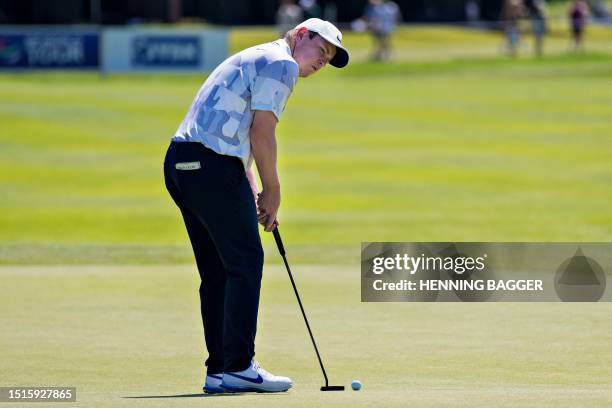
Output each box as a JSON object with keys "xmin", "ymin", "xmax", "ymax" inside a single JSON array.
[{"xmin": 295, "ymin": 18, "xmax": 349, "ymax": 68}]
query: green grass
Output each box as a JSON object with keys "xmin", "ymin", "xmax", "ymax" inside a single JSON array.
[
  {"xmin": 1, "ymin": 24, "xmax": 612, "ymax": 408},
  {"xmin": 1, "ymin": 40, "xmax": 611, "ymax": 263},
  {"xmin": 1, "ymin": 264, "xmax": 611, "ymax": 407}
]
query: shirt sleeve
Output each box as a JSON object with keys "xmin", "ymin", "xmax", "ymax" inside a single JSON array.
[{"xmin": 251, "ymin": 59, "xmax": 298, "ymax": 121}]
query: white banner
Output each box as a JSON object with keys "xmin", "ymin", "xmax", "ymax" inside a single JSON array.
[{"xmin": 101, "ymin": 28, "xmax": 228, "ymax": 73}]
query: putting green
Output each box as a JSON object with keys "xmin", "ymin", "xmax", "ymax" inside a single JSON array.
[{"xmin": 1, "ymin": 264, "xmax": 611, "ymax": 407}]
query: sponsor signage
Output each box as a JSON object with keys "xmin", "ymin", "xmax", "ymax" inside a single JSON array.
[
  {"xmin": 0, "ymin": 29, "xmax": 99, "ymax": 69},
  {"xmin": 132, "ymin": 36, "xmax": 200, "ymax": 67},
  {"xmin": 102, "ymin": 28, "xmax": 227, "ymax": 73}
]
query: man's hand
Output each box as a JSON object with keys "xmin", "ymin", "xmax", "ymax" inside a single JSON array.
[{"xmin": 257, "ymin": 189, "xmax": 280, "ymax": 232}]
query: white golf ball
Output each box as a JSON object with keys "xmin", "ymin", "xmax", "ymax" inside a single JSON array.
[{"xmin": 351, "ymin": 380, "xmax": 361, "ymax": 391}]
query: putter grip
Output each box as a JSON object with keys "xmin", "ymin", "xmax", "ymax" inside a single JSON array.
[{"xmin": 273, "ymin": 228, "xmax": 286, "ymax": 256}]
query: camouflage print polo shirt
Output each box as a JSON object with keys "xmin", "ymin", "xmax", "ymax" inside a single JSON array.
[{"xmin": 172, "ymin": 39, "xmax": 299, "ymax": 170}]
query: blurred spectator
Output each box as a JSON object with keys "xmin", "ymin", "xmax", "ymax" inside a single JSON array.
[
  {"xmin": 363, "ymin": 0, "xmax": 402, "ymax": 61},
  {"xmin": 569, "ymin": 0, "xmax": 589, "ymax": 52},
  {"xmin": 276, "ymin": 0, "xmax": 303, "ymax": 36},
  {"xmin": 525, "ymin": 0, "xmax": 547, "ymax": 57},
  {"xmin": 299, "ymin": 0, "xmax": 322, "ymax": 19},
  {"xmin": 323, "ymin": 2, "xmax": 338, "ymax": 22},
  {"xmin": 590, "ymin": 0, "xmax": 610, "ymax": 19},
  {"xmin": 500, "ymin": 0, "xmax": 526, "ymax": 57},
  {"xmin": 465, "ymin": 1, "xmax": 481, "ymax": 27}
]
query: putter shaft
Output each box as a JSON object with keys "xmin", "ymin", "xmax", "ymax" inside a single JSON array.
[{"xmin": 273, "ymin": 228, "xmax": 343, "ymax": 391}]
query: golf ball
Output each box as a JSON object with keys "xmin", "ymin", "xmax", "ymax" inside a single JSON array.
[{"xmin": 351, "ymin": 380, "xmax": 361, "ymax": 391}]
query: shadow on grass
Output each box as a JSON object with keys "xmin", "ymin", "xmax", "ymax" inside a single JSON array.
[
  {"xmin": 124, "ymin": 391, "xmax": 288, "ymax": 399},
  {"xmin": 124, "ymin": 393, "xmax": 238, "ymax": 399}
]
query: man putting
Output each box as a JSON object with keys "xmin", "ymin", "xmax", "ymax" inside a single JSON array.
[{"xmin": 163, "ymin": 18, "xmax": 349, "ymax": 393}]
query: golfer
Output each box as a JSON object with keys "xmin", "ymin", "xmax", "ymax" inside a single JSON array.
[{"xmin": 163, "ymin": 18, "xmax": 349, "ymax": 393}]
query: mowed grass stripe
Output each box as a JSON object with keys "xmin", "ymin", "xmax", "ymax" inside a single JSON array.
[{"xmin": 0, "ymin": 36, "xmax": 611, "ymax": 263}]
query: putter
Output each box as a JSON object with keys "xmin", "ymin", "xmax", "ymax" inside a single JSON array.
[{"xmin": 273, "ymin": 227, "xmax": 345, "ymax": 392}]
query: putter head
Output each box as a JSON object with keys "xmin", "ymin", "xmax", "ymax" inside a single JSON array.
[{"xmin": 321, "ymin": 385, "xmax": 345, "ymax": 391}]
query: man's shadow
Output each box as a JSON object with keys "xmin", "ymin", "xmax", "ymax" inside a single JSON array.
[
  {"xmin": 124, "ymin": 392, "xmax": 238, "ymax": 399},
  {"xmin": 124, "ymin": 391, "xmax": 286, "ymax": 399}
]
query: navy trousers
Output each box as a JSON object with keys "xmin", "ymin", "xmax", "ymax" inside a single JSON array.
[{"xmin": 163, "ymin": 141, "xmax": 263, "ymax": 373}]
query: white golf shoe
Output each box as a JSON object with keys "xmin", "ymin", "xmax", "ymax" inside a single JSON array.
[
  {"xmin": 203, "ymin": 373, "xmax": 225, "ymax": 394},
  {"xmin": 221, "ymin": 360, "xmax": 293, "ymax": 393}
]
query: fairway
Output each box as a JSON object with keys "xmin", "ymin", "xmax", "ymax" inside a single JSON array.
[
  {"xmin": 1, "ymin": 52, "xmax": 611, "ymax": 264},
  {"xmin": 1, "ymin": 22, "xmax": 612, "ymax": 407},
  {"xmin": 2, "ymin": 264, "xmax": 612, "ymax": 407}
]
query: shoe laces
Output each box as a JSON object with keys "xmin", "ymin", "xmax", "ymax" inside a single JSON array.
[{"xmin": 252, "ymin": 360, "xmax": 272, "ymax": 377}]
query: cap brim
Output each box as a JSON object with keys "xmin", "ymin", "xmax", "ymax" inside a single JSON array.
[
  {"xmin": 316, "ymin": 32, "xmax": 349, "ymax": 68},
  {"xmin": 330, "ymin": 47, "xmax": 349, "ymax": 68}
]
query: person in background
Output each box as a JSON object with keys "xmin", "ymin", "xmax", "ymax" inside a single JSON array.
[
  {"xmin": 299, "ymin": 0, "xmax": 322, "ymax": 20},
  {"xmin": 465, "ymin": 0, "xmax": 481, "ymax": 27},
  {"xmin": 525, "ymin": 0, "xmax": 547, "ymax": 57},
  {"xmin": 276, "ymin": 0, "xmax": 303, "ymax": 36},
  {"xmin": 363, "ymin": 0, "xmax": 402, "ymax": 61},
  {"xmin": 590, "ymin": 0, "xmax": 610, "ymax": 20},
  {"xmin": 500, "ymin": 0, "xmax": 526, "ymax": 57},
  {"xmin": 569, "ymin": 0, "xmax": 590, "ymax": 52}
]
